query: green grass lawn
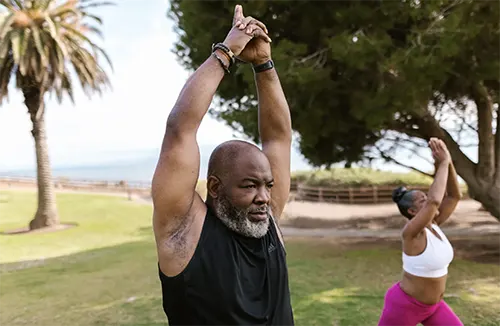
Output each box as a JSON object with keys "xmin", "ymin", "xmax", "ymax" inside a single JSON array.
[{"xmin": 0, "ymin": 190, "xmax": 498, "ymax": 326}]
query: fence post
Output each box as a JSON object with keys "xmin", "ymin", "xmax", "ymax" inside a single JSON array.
[
  {"xmin": 373, "ymin": 185, "xmax": 378, "ymax": 204},
  {"xmin": 348, "ymin": 187, "xmax": 353, "ymax": 204},
  {"xmin": 318, "ymin": 188, "xmax": 323, "ymax": 202}
]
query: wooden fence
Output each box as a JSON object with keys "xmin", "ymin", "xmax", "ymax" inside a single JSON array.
[
  {"xmin": 0, "ymin": 176, "xmax": 151, "ymax": 197},
  {"xmin": 1, "ymin": 176, "xmax": 469, "ymax": 205},
  {"xmin": 295, "ymin": 184, "xmax": 469, "ymax": 204}
]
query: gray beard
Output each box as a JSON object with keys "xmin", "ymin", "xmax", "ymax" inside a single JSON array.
[{"xmin": 213, "ymin": 194, "xmax": 269, "ymax": 238}]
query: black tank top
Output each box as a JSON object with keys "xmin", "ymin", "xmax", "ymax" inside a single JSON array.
[{"xmin": 158, "ymin": 205, "xmax": 294, "ymax": 325}]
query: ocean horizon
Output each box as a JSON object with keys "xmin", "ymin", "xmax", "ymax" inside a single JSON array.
[{"xmin": 1, "ymin": 144, "xmax": 314, "ymax": 184}]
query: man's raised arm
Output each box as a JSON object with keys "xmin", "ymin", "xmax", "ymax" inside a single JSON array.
[
  {"xmin": 151, "ymin": 52, "xmax": 225, "ymax": 224},
  {"xmin": 256, "ymin": 64, "xmax": 292, "ymax": 219},
  {"xmin": 152, "ymin": 12, "xmax": 269, "ymax": 233},
  {"xmin": 223, "ymin": 6, "xmax": 292, "ymax": 222},
  {"xmin": 228, "ymin": 7, "xmax": 291, "ymax": 219},
  {"xmin": 231, "ymin": 8, "xmax": 292, "ymax": 219}
]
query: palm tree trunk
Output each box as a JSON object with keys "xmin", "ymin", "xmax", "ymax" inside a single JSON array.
[{"xmin": 23, "ymin": 85, "xmax": 59, "ymax": 230}]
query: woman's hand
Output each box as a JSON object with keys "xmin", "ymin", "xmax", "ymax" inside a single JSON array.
[{"xmin": 429, "ymin": 138, "xmax": 451, "ymax": 166}]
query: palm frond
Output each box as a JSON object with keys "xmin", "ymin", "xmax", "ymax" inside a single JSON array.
[
  {"xmin": 81, "ymin": 12, "xmax": 102, "ymax": 25},
  {"xmin": 60, "ymin": 68, "xmax": 74, "ymax": 103},
  {"xmin": 44, "ymin": 15, "xmax": 68, "ymax": 57},
  {"xmin": 0, "ymin": 30, "xmax": 12, "ymax": 58},
  {"xmin": 78, "ymin": 1, "xmax": 114, "ymax": 10},
  {"xmin": 18, "ymin": 28, "xmax": 30, "ymax": 75},
  {"xmin": 0, "ymin": 0, "xmax": 18, "ymax": 11},
  {"xmin": 0, "ymin": 0, "xmax": 114, "ymax": 104},
  {"xmin": 0, "ymin": 13, "xmax": 15, "ymax": 39},
  {"xmin": 9, "ymin": 29, "xmax": 21, "ymax": 62},
  {"xmin": 14, "ymin": 0, "xmax": 26, "ymax": 9},
  {"xmin": 31, "ymin": 26, "xmax": 49, "ymax": 67},
  {"xmin": 81, "ymin": 23, "xmax": 103, "ymax": 38},
  {"xmin": 31, "ymin": 0, "xmax": 52, "ymax": 10},
  {"xmin": 0, "ymin": 54, "xmax": 14, "ymax": 104},
  {"xmin": 60, "ymin": 21, "xmax": 112, "ymax": 70}
]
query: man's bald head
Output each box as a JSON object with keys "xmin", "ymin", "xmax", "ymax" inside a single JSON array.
[
  {"xmin": 207, "ymin": 140, "xmax": 268, "ymax": 182},
  {"xmin": 206, "ymin": 140, "xmax": 273, "ymax": 238}
]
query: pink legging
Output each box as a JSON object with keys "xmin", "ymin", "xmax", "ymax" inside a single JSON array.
[{"xmin": 378, "ymin": 282, "xmax": 463, "ymax": 326}]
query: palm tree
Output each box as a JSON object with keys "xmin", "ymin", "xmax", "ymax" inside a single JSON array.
[{"xmin": 0, "ymin": 0, "xmax": 113, "ymax": 230}]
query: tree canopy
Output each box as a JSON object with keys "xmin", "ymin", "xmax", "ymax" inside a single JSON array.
[{"xmin": 169, "ymin": 0, "xmax": 500, "ymax": 218}]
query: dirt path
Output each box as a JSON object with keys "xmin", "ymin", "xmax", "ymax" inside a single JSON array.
[
  {"xmin": 280, "ymin": 223, "xmax": 500, "ymax": 238},
  {"xmin": 280, "ymin": 198, "xmax": 499, "ymax": 235},
  {"xmin": 283, "ymin": 199, "xmax": 486, "ymax": 221}
]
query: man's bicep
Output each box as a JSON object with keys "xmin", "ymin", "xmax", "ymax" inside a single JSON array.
[
  {"xmin": 152, "ymin": 132, "xmax": 201, "ymax": 220},
  {"xmin": 262, "ymin": 140, "xmax": 291, "ymax": 219}
]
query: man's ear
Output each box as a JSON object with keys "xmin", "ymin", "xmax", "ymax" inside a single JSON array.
[
  {"xmin": 207, "ymin": 175, "xmax": 221, "ymax": 199},
  {"xmin": 408, "ymin": 207, "xmax": 417, "ymax": 217}
]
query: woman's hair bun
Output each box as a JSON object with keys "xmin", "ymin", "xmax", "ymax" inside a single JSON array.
[{"xmin": 392, "ymin": 186, "xmax": 407, "ymax": 203}]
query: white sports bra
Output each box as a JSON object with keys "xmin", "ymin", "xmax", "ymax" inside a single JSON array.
[{"xmin": 402, "ymin": 223, "xmax": 454, "ymax": 278}]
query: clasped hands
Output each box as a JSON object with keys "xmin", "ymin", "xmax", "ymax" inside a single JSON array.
[
  {"xmin": 429, "ymin": 138, "xmax": 451, "ymax": 166},
  {"xmin": 221, "ymin": 5, "xmax": 272, "ymax": 66}
]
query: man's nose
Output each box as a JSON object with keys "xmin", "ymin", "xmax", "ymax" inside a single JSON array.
[{"xmin": 254, "ymin": 186, "xmax": 270, "ymax": 204}]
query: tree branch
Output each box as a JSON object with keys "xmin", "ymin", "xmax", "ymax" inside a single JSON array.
[
  {"xmin": 412, "ymin": 114, "xmax": 478, "ymax": 187},
  {"xmin": 382, "ymin": 138, "xmax": 434, "ymax": 165},
  {"xmin": 384, "ymin": 135, "xmax": 428, "ymax": 148},
  {"xmin": 389, "ymin": 113, "xmax": 478, "ymax": 187},
  {"xmin": 386, "ymin": 127, "xmax": 478, "ymax": 148},
  {"xmin": 449, "ymin": 104, "xmax": 478, "ymax": 132},
  {"xmin": 295, "ymin": 48, "xmax": 329, "ymax": 65},
  {"xmin": 374, "ymin": 145, "xmax": 434, "ymax": 178},
  {"xmin": 402, "ymin": 0, "xmax": 464, "ymax": 61}
]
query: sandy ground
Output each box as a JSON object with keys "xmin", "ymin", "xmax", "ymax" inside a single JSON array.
[
  {"xmin": 280, "ymin": 198, "xmax": 500, "ymax": 242},
  {"xmin": 283, "ymin": 199, "xmax": 484, "ymax": 221}
]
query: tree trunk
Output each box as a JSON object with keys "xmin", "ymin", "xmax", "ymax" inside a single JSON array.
[
  {"xmin": 472, "ymin": 82, "xmax": 495, "ymax": 180},
  {"xmin": 467, "ymin": 181, "xmax": 500, "ymax": 220},
  {"xmin": 23, "ymin": 85, "xmax": 59, "ymax": 230},
  {"xmin": 495, "ymin": 107, "xmax": 500, "ymax": 187}
]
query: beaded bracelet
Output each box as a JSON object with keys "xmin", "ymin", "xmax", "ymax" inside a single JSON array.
[
  {"xmin": 212, "ymin": 43, "xmax": 236, "ymax": 67},
  {"xmin": 212, "ymin": 51, "xmax": 230, "ymax": 74}
]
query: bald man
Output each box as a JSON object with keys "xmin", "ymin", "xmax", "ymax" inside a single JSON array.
[{"xmin": 151, "ymin": 5, "xmax": 294, "ymax": 326}]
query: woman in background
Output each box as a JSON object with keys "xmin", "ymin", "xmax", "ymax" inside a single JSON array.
[{"xmin": 378, "ymin": 137, "xmax": 463, "ymax": 326}]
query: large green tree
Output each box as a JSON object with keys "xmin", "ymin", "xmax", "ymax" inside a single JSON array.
[
  {"xmin": 0, "ymin": 0, "xmax": 112, "ymax": 229},
  {"xmin": 169, "ymin": 0, "xmax": 500, "ymax": 219}
]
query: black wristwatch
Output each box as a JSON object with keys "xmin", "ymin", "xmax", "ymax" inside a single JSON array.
[{"xmin": 252, "ymin": 60, "xmax": 274, "ymax": 73}]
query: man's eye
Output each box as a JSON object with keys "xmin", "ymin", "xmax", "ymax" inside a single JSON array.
[{"xmin": 267, "ymin": 184, "xmax": 274, "ymax": 188}]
